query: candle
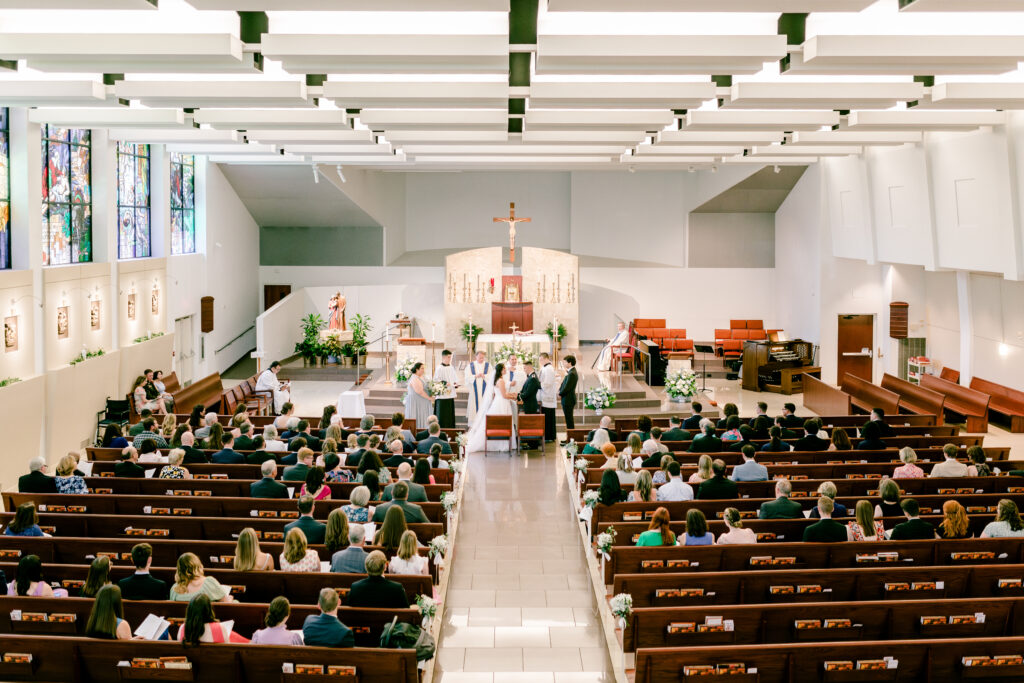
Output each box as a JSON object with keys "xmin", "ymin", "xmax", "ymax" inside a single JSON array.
[{"xmin": 431, "ymin": 322, "xmax": 436, "ymax": 343}]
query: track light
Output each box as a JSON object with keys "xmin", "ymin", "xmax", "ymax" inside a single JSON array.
[
  {"xmin": 336, "ymin": 165, "xmax": 346, "ymax": 183},
  {"xmin": 311, "ymin": 165, "xmax": 319, "ymax": 184},
  {"xmin": 773, "ymin": 165, "xmax": 781, "ymax": 174},
  {"xmin": 628, "ymin": 166, "xmax": 636, "ymax": 174}
]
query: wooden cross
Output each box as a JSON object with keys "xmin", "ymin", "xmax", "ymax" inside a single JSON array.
[{"xmin": 493, "ymin": 202, "xmax": 531, "ymax": 262}]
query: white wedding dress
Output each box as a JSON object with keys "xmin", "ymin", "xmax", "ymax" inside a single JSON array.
[{"xmin": 466, "ymin": 371, "xmax": 518, "ymax": 453}]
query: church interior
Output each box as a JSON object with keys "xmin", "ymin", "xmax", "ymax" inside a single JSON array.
[{"xmin": 5, "ymin": 1, "xmax": 1024, "ymax": 681}]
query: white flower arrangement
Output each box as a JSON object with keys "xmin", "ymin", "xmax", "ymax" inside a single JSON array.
[
  {"xmin": 495, "ymin": 340, "xmax": 537, "ymax": 367},
  {"xmin": 596, "ymin": 526, "xmax": 617, "ymax": 559},
  {"xmin": 428, "ymin": 535, "xmax": 448, "ymax": 561},
  {"xmin": 455, "ymin": 432, "xmax": 468, "ymax": 449},
  {"xmin": 609, "ymin": 592, "xmax": 633, "ymax": 622},
  {"xmin": 441, "ymin": 491, "xmax": 457, "ymax": 514},
  {"xmin": 574, "ymin": 457, "xmax": 589, "ymax": 473},
  {"xmin": 664, "ymin": 368, "xmax": 698, "ymax": 400},
  {"xmin": 565, "ymin": 439, "xmax": 578, "ymax": 457},
  {"xmin": 427, "ymin": 379, "xmax": 449, "ymax": 397},
  {"xmin": 584, "ymin": 386, "xmax": 616, "ymax": 411},
  {"xmin": 415, "ymin": 594, "xmax": 438, "ymax": 621},
  {"xmin": 582, "ymin": 490, "xmax": 599, "ymax": 509},
  {"xmin": 447, "ymin": 458, "xmax": 464, "ymax": 474},
  {"xmin": 395, "ymin": 357, "xmax": 419, "ymax": 383}
]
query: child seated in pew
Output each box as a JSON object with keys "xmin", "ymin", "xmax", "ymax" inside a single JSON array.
[
  {"xmin": 85, "ymin": 584, "xmax": 132, "ymax": 640},
  {"xmin": 178, "ymin": 594, "xmax": 250, "ymax": 644},
  {"xmin": 388, "ymin": 530, "xmax": 429, "ymax": 576},
  {"xmin": 4, "ymin": 502, "xmax": 50, "ymax": 537}
]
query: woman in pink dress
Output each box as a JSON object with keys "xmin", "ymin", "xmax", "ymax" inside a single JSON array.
[{"xmin": 892, "ymin": 447, "xmax": 925, "ymax": 479}]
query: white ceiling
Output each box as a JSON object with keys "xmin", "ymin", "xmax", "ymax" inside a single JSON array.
[{"xmin": 1, "ymin": 0, "xmax": 1024, "ymax": 170}]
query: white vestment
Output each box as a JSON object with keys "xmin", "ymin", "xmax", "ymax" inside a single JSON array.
[
  {"xmin": 255, "ymin": 369, "xmax": 290, "ymax": 413},
  {"xmin": 464, "ymin": 361, "xmax": 491, "ymax": 424},
  {"xmin": 538, "ymin": 362, "xmax": 558, "ymax": 409},
  {"xmin": 466, "ymin": 373, "xmax": 518, "ymax": 453},
  {"xmin": 595, "ymin": 329, "xmax": 630, "ymax": 372},
  {"xmin": 432, "ymin": 364, "xmax": 459, "ymax": 400}
]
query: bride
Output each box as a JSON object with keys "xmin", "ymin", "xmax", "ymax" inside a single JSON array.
[{"xmin": 466, "ymin": 362, "xmax": 518, "ymax": 453}]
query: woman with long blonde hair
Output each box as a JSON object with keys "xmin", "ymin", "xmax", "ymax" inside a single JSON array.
[
  {"xmin": 628, "ymin": 470, "xmax": 655, "ymax": 503},
  {"xmin": 233, "ymin": 527, "xmax": 274, "ymax": 571},
  {"xmin": 324, "ymin": 508, "xmax": 350, "ymax": 555},
  {"xmin": 388, "ymin": 530, "xmax": 429, "ymax": 575},
  {"xmin": 688, "ymin": 454, "xmax": 713, "ymax": 485},
  {"xmin": 160, "ymin": 413, "xmax": 177, "ymax": 439},
  {"xmin": 170, "ymin": 552, "xmax": 232, "ymax": 603},
  {"xmin": 279, "ymin": 528, "xmax": 320, "ymax": 572}
]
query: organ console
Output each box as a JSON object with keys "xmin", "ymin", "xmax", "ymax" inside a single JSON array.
[{"xmin": 741, "ymin": 340, "xmax": 819, "ymax": 394}]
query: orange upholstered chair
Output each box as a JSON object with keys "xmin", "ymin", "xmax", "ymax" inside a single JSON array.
[
  {"xmin": 485, "ymin": 415, "xmax": 514, "ymax": 456},
  {"xmin": 730, "ymin": 320, "xmax": 747, "ymax": 329},
  {"xmin": 518, "ymin": 414, "xmax": 546, "ymax": 450},
  {"xmin": 671, "ymin": 339, "xmax": 695, "ymax": 359},
  {"xmin": 669, "ymin": 328, "xmax": 687, "ymax": 340},
  {"xmin": 732, "ymin": 329, "xmax": 749, "ymax": 341},
  {"xmin": 721, "ymin": 340, "xmax": 743, "ymax": 360},
  {"xmin": 746, "ymin": 329, "xmax": 767, "ymax": 341},
  {"xmin": 714, "ymin": 329, "xmax": 732, "ymax": 356},
  {"xmin": 747, "ymin": 320, "xmax": 764, "ymax": 330}
]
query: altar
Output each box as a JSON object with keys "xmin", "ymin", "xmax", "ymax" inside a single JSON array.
[{"xmin": 476, "ymin": 333, "xmax": 550, "ymax": 361}]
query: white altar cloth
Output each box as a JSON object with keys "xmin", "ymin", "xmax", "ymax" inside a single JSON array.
[{"xmin": 476, "ymin": 333, "xmax": 551, "ymax": 360}]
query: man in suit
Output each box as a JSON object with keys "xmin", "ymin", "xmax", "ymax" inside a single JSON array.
[
  {"xmin": 330, "ymin": 525, "xmax": 369, "ymax": 574},
  {"xmin": 118, "ymin": 543, "xmax": 168, "ymax": 601},
  {"xmin": 929, "ymin": 444, "xmax": 969, "ymax": 478},
  {"xmin": 808, "ymin": 481, "xmax": 848, "ymax": 518},
  {"xmin": 347, "ymin": 551, "xmax": 410, "ymax": 609},
  {"xmin": 794, "ymin": 419, "xmax": 830, "ymax": 452},
  {"xmin": 302, "ymin": 588, "xmax": 355, "ymax": 647},
  {"xmin": 415, "ymin": 416, "xmax": 450, "ymax": 443},
  {"xmin": 803, "ymin": 496, "xmax": 847, "ymax": 542},
  {"xmin": 382, "ymin": 440, "xmax": 414, "ymax": 469},
  {"xmin": 345, "ymin": 434, "xmax": 370, "ymax": 467},
  {"xmin": 773, "ymin": 416, "xmax": 798, "ymax": 440},
  {"xmin": 18, "ymin": 457, "xmax": 58, "ymax": 494},
  {"xmin": 889, "ymin": 499, "xmax": 936, "ymax": 540},
  {"xmin": 656, "ymin": 462, "xmax": 694, "ymax": 502},
  {"xmin": 748, "ymin": 401, "xmax": 770, "ymax": 427},
  {"xmin": 688, "ymin": 421, "xmax": 723, "ymax": 453},
  {"xmin": 731, "ymin": 445, "xmax": 769, "ymax": 482},
  {"xmin": 758, "ymin": 479, "xmax": 804, "ymax": 519},
  {"xmin": 782, "ymin": 403, "xmax": 803, "ymax": 428},
  {"xmin": 178, "ymin": 431, "xmax": 208, "ymax": 465},
  {"xmin": 283, "ymin": 447, "xmax": 314, "ymax": 481},
  {"xmin": 869, "ymin": 408, "xmax": 895, "ymax": 438},
  {"xmin": 661, "ymin": 416, "xmax": 690, "ymax": 443},
  {"xmin": 381, "ymin": 462, "xmax": 427, "ymax": 502},
  {"xmin": 251, "ymin": 460, "xmax": 289, "ymax": 499},
  {"xmin": 233, "ymin": 422, "xmax": 255, "ymax": 451},
  {"xmin": 289, "ymin": 420, "xmax": 321, "ymax": 452},
  {"xmin": 682, "ymin": 402, "xmax": 704, "ymax": 431},
  {"xmin": 115, "ymin": 447, "xmax": 147, "ymax": 478},
  {"xmin": 640, "ymin": 441, "xmax": 668, "ymax": 468},
  {"xmin": 586, "ymin": 416, "xmax": 620, "ymax": 443},
  {"xmin": 416, "ymin": 423, "xmax": 452, "ymax": 455},
  {"xmin": 280, "ymin": 437, "xmax": 306, "ymax": 466},
  {"xmin": 558, "ymin": 355, "xmax": 579, "ymax": 434},
  {"xmin": 372, "ymin": 481, "xmax": 429, "ymax": 523},
  {"xmin": 538, "ymin": 352, "xmax": 558, "ymax": 442},
  {"xmin": 518, "ymin": 362, "xmax": 541, "ymax": 415},
  {"xmin": 285, "ymin": 495, "xmax": 326, "ymax": 544},
  {"xmin": 697, "ymin": 459, "xmax": 739, "ymax": 500},
  {"xmin": 211, "ymin": 432, "xmax": 244, "ymax": 464}
]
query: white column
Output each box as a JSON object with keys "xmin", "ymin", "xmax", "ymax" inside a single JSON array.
[
  {"xmin": 91, "ymin": 129, "xmax": 119, "ymax": 353},
  {"xmin": 9, "ymin": 108, "xmax": 44, "ymax": 376},
  {"xmin": 956, "ymin": 270, "xmax": 974, "ymax": 384}
]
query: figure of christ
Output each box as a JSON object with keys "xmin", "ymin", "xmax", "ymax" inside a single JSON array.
[{"xmin": 493, "ymin": 202, "xmax": 531, "ymax": 263}]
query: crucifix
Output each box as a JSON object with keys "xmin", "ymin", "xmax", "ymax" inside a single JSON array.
[
  {"xmin": 493, "ymin": 202, "xmax": 531, "ymax": 263},
  {"xmin": 509, "ymin": 322, "xmax": 519, "ymax": 336}
]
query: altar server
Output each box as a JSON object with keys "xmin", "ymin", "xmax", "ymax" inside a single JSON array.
[{"xmin": 433, "ymin": 350, "xmax": 459, "ymax": 429}]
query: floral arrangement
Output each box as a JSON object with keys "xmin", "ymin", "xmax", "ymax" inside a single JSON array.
[
  {"xmin": 596, "ymin": 526, "xmax": 617, "ymax": 559},
  {"xmin": 428, "ymin": 535, "xmax": 448, "ymax": 561},
  {"xmin": 496, "ymin": 340, "xmax": 537, "ymax": 367},
  {"xmin": 395, "ymin": 357, "xmax": 419, "ymax": 383},
  {"xmin": 584, "ymin": 386, "xmax": 616, "ymax": 411},
  {"xmin": 664, "ymin": 368, "xmax": 698, "ymax": 401},
  {"xmin": 455, "ymin": 432, "xmax": 468, "ymax": 450},
  {"xmin": 427, "ymin": 379, "xmax": 449, "ymax": 397},
  {"xmin": 440, "ymin": 491, "xmax": 457, "ymax": 514},
  {"xmin": 69, "ymin": 348, "xmax": 105, "ymax": 365},
  {"xmin": 609, "ymin": 592, "xmax": 633, "ymax": 622},
  {"xmin": 415, "ymin": 594, "xmax": 438, "ymax": 621},
  {"xmin": 574, "ymin": 457, "xmax": 589, "ymax": 474},
  {"xmin": 565, "ymin": 439, "xmax": 578, "ymax": 458},
  {"xmin": 447, "ymin": 458, "xmax": 464, "ymax": 475},
  {"xmin": 0, "ymin": 377, "xmax": 21, "ymax": 388},
  {"xmin": 582, "ymin": 490, "xmax": 599, "ymax": 509},
  {"xmin": 133, "ymin": 331, "xmax": 165, "ymax": 344},
  {"xmin": 320, "ymin": 330, "xmax": 345, "ymax": 359}
]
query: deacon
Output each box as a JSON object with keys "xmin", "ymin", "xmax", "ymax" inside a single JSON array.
[
  {"xmin": 595, "ymin": 321, "xmax": 630, "ymax": 372},
  {"xmin": 432, "ymin": 350, "xmax": 459, "ymax": 429},
  {"xmin": 464, "ymin": 350, "xmax": 491, "ymax": 424},
  {"xmin": 256, "ymin": 360, "xmax": 291, "ymax": 414},
  {"xmin": 538, "ymin": 352, "xmax": 558, "ymax": 442}
]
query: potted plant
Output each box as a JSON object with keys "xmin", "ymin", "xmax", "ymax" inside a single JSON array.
[
  {"xmin": 461, "ymin": 321, "xmax": 483, "ymax": 353},
  {"xmin": 341, "ymin": 342, "xmax": 355, "ymax": 368},
  {"xmin": 296, "ymin": 313, "xmax": 325, "ymax": 366},
  {"xmin": 322, "ymin": 331, "xmax": 343, "ymax": 365},
  {"xmin": 350, "ymin": 313, "xmax": 371, "ymax": 363},
  {"xmin": 545, "ymin": 322, "xmax": 567, "ymax": 350}
]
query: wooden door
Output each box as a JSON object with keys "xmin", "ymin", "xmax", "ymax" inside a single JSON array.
[
  {"xmin": 264, "ymin": 285, "xmax": 291, "ymax": 311},
  {"xmin": 837, "ymin": 314, "xmax": 874, "ymax": 382}
]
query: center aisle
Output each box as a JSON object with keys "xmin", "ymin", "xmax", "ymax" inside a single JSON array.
[{"xmin": 433, "ymin": 444, "xmax": 614, "ymax": 683}]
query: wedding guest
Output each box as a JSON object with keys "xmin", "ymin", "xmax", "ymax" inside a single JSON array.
[
  {"xmin": 716, "ymin": 403, "xmax": 739, "ymax": 429},
  {"xmin": 7, "ymin": 555, "xmax": 56, "ymax": 597},
  {"xmin": 159, "ymin": 448, "xmax": 191, "ymax": 479},
  {"xmin": 632, "ymin": 415, "xmax": 653, "ymax": 441},
  {"xmin": 251, "ymin": 596, "xmax": 303, "ymax": 645},
  {"xmin": 251, "ymin": 460, "xmax": 288, "ymax": 499},
  {"xmin": 388, "ymin": 530, "xmax": 429, "ymax": 575},
  {"xmin": 716, "ymin": 508, "xmax": 756, "ymax": 545},
  {"xmin": 85, "ymin": 585, "xmax": 132, "ymax": 640},
  {"xmin": 598, "ymin": 469, "xmax": 626, "ymax": 506},
  {"xmin": 302, "ymin": 588, "xmax": 355, "ymax": 647},
  {"xmin": 342, "ymin": 486, "xmax": 372, "ymax": 523},
  {"xmin": 688, "ymin": 454, "xmax": 712, "ymax": 485},
  {"xmin": 300, "ymin": 466, "xmax": 331, "ymax": 501},
  {"xmin": 331, "ymin": 525, "xmax": 369, "ymax": 574},
  {"xmin": 874, "ymin": 478, "xmax": 903, "ymax": 519},
  {"xmin": 118, "ymin": 543, "xmax": 168, "ymax": 601},
  {"xmin": 682, "ymin": 509, "xmax": 714, "ymax": 546},
  {"xmin": 616, "ymin": 454, "xmax": 637, "ymax": 486},
  {"xmin": 234, "ymin": 527, "xmax": 274, "ymax": 571},
  {"xmin": 696, "ymin": 459, "xmax": 738, "ymax": 500},
  {"xmin": 170, "ymin": 553, "xmax": 233, "ymax": 603},
  {"xmin": 889, "ymin": 499, "xmax": 936, "ymax": 540},
  {"xmin": 809, "ymin": 481, "xmax": 847, "ymax": 518},
  {"xmin": 4, "ymin": 502, "xmax": 47, "ymax": 537},
  {"xmin": 280, "ymin": 528, "xmax": 321, "ymax": 572},
  {"xmin": 160, "ymin": 413, "xmax": 177, "ymax": 440},
  {"xmin": 662, "ymin": 415, "xmax": 691, "ymax": 442},
  {"xmin": 981, "ymin": 499, "xmax": 1024, "ymax": 538},
  {"xmin": 760, "ymin": 426, "xmax": 793, "ymax": 453},
  {"xmin": 178, "ymin": 594, "xmax": 249, "ymax": 644},
  {"xmin": 687, "ymin": 421, "xmax": 722, "ymax": 453},
  {"xmin": 683, "ymin": 402, "xmax": 704, "ymax": 430},
  {"xmin": 721, "ymin": 415, "xmax": 742, "ymax": 441},
  {"xmin": 413, "ymin": 458, "xmax": 435, "ymax": 486},
  {"xmin": 599, "ymin": 442, "xmax": 618, "ymax": 469},
  {"xmin": 656, "ymin": 462, "xmax": 694, "ymax": 502},
  {"xmin": 967, "ymin": 446, "xmax": 993, "ymax": 477},
  {"xmin": 893, "ymin": 447, "xmax": 924, "ymax": 479},
  {"xmin": 102, "ymin": 424, "xmax": 129, "ymax": 449},
  {"xmin": 795, "ymin": 419, "xmax": 829, "ymax": 451},
  {"xmin": 653, "ymin": 454, "xmax": 674, "ymax": 485},
  {"xmin": 829, "ymin": 427, "xmax": 853, "ymax": 451},
  {"xmin": 846, "ymin": 500, "xmax": 886, "ymax": 541},
  {"xmin": 284, "ymin": 495, "xmax": 326, "ymax": 545},
  {"xmin": 362, "ymin": 471, "xmax": 382, "ymax": 503},
  {"xmin": 132, "ymin": 375, "xmax": 167, "ymax": 415},
  {"xmin": 730, "ymin": 445, "xmax": 768, "ymax": 482},
  {"xmin": 583, "ymin": 429, "xmax": 610, "ymax": 455},
  {"xmin": 18, "ymin": 457, "xmax": 57, "ymax": 494},
  {"xmin": 80, "ymin": 556, "xmax": 112, "ymax": 598},
  {"xmin": 374, "ymin": 506, "xmax": 410, "ymax": 556},
  {"xmin": 803, "ymin": 497, "xmax": 847, "ymax": 542},
  {"xmin": 587, "ymin": 416, "xmax": 619, "ymax": 443},
  {"xmin": 938, "ymin": 500, "xmax": 972, "ymax": 539},
  {"xmin": 323, "ymin": 509, "xmax": 349, "ymax": 556},
  {"xmin": 622, "ymin": 433, "xmax": 643, "ymax": 458},
  {"xmin": 635, "ymin": 507, "xmax": 675, "ymax": 546},
  {"xmin": 758, "ymin": 479, "xmax": 803, "ymax": 519},
  {"xmin": 929, "ymin": 444, "xmax": 969, "ymax": 478},
  {"xmin": 856, "ymin": 421, "xmax": 887, "ymax": 451},
  {"xmin": 55, "ymin": 453, "xmax": 89, "ymax": 494},
  {"xmin": 348, "ymin": 552, "xmax": 410, "ymax": 609}
]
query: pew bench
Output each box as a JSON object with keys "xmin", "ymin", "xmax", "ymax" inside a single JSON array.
[
  {"xmin": 840, "ymin": 372, "xmax": 900, "ymax": 416},
  {"xmin": 971, "ymin": 376, "xmax": 1024, "ymax": 433},
  {"xmin": 170, "ymin": 372, "xmax": 225, "ymax": 415},
  {"xmin": 881, "ymin": 373, "xmax": 946, "ymax": 420},
  {"xmin": 922, "ymin": 373, "xmax": 991, "ymax": 433},
  {"xmin": 74, "ymin": 477, "xmax": 452, "ymax": 502}
]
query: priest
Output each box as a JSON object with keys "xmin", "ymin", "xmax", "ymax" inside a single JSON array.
[
  {"xmin": 595, "ymin": 322, "xmax": 630, "ymax": 372},
  {"xmin": 464, "ymin": 350, "xmax": 491, "ymax": 424},
  {"xmin": 432, "ymin": 349, "xmax": 459, "ymax": 428},
  {"xmin": 256, "ymin": 360, "xmax": 291, "ymax": 414}
]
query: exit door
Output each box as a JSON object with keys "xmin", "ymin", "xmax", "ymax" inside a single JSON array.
[{"xmin": 837, "ymin": 314, "xmax": 874, "ymax": 382}]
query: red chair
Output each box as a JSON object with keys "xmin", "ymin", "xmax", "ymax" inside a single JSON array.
[
  {"xmin": 518, "ymin": 414, "xmax": 546, "ymax": 450},
  {"xmin": 485, "ymin": 415, "xmax": 514, "ymax": 456},
  {"xmin": 721, "ymin": 340, "xmax": 743, "ymax": 360},
  {"xmin": 612, "ymin": 342, "xmax": 635, "ymax": 373},
  {"xmin": 714, "ymin": 329, "xmax": 732, "ymax": 357},
  {"xmin": 746, "ymin": 329, "xmax": 767, "ymax": 341},
  {"xmin": 747, "ymin": 319, "xmax": 764, "ymax": 330},
  {"xmin": 729, "ymin": 320, "xmax": 747, "ymax": 329},
  {"xmin": 671, "ymin": 339, "xmax": 695, "ymax": 359},
  {"xmin": 732, "ymin": 329, "xmax": 750, "ymax": 341}
]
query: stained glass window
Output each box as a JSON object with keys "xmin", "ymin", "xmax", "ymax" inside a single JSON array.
[
  {"xmin": 0, "ymin": 108, "xmax": 9, "ymax": 270},
  {"xmin": 116, "ymin": 142, "xmax": 151, "ymax": 259},
  {"xmin": 41, "ymin": 125, "xmax": 92, "ymax": 265},
  {"xmin": 170, "ymin": 152, "xmax": 195, "ymax": 255}
]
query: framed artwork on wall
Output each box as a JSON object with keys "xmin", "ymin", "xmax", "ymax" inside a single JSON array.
[
  {"xmin": 151, "ymin": 288, "xmax": 159, "ymax": 315},
  {"xmin": 127, "ymin": 293, "xmax": 136, "ymax": 320},
  {"xmin": 4, "ymin": 315, "xmax": 16, "ymax": 352},
  {"xmin": 57, "ymin": 306, "xmax": 69, "ymax": 339},
  {"xmin": 90, "ymin": 300, "xmax": 101, "ymax": 330}
]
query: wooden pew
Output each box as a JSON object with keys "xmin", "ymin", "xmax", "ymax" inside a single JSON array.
[
  {"xmin": 625, "ymin": 596, "xmax": 1024, "ymax": 651},
  {"xmin": 634, "ymin": 636, "xmax": 1024, "ymax": 683},
  {"xmin": 0, "ymin": 562, "xmax": 432, "ymax": 607},
  {"xmin": 0, "ymin": 634, "xmax": 419, "ymax": 683},
  {"xmin": 840, "ymin": 372, "xmax": 900, "ymax": 416},
  {"xmin": 803, "ymin": 375, "xmax": 852, "ymax": 417},
  {"xmin": 170, "ymin": 372, "xmax": 225, "ymax": 414},
  {"xmin": 0, "ymin": 596, "xmax": 417, "ymax": 647},
  {"xmin": 922, "ymin": 372, "xmax": 992, "ymax": 432},
  {"xmin": 881, "ymin": 372, "xmax": 946, "ymax": 421},
  {"xmin": 566, "ymin": 424, "xmax": 957, "ymax": 444},
  {"xmin": 77, "ymin": 477, "xmax": 452, "ymax": 502},
  {"xmin": 610, "ymin": 414, "xmax": 939, "ymax": 434},
  {"xmin": 971, "ymin": 375, "xmax": 1024, "ymax": 433}
]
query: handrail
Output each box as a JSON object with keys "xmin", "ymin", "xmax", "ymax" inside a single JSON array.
[{"xmin": 215, "ymin": 325, "xmax": 255, "ymax": 355}]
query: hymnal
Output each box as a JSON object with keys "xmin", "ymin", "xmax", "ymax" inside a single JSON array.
[
  {"xmin": 824, "ymin": 661, "xmax": 854, "ymax": 672},
  {"xmin": 295, "ymin": 664, "xmax": 324, "ymax": 674},
  {"xmin": 961, "ymin": 656, "xmax": 990, "ymax": 667},
  {"xmin": 794, "ymin": 619, "xmax": 820, "ymax": 629},
  {"xmin": 749, "ymin": 556, "xmax": 773, "ymax": 566},
  {"xmin": 19, "ymin": 613, "xmax": 45, "ymax": 622},
  {"xmin": 992, "ymin": 655, "xmax": 1024, "ymax": 665},
  {"xmin": 194, "ymin": 490, "xmax": 212, "ymax": 497},
  {"xmin": 770, "ymin": 585, "xmax": 794, "ymax": 594},
  {"xmin": 998, "ymin": 578, "xmax": 1023, "ymax": 588},
  {"xmin": 173, "ymin": 508, "xmax": 191, "ymax": 516},
  {"xmin": 937, "ymin": 488, "xmax": 955, "ymax": 495},
  {"xmin": 716, "ymin": 663, "xmax": 745, "ymax": 674},
  {"xmin": 920, "ymin": 616, "xmax": 946, "ymax": 626},
  {"xmin": 326, "ymin": 665, "xmax": 357, "ymax": 676},
  {"xmin": 48, "ymin": 613, "xmax": 75, "ymax": 623},
  {"xmin": 172, "ymin": 490, "xmax": 192, "ymax": 496},
  {"xmin": 258, "ymin": 510, "xmax": 278, "ymax": 518},
  {"xmin": 856, "ymin": 660, "xmax": 889, "ymax": 671},
  {"xmin": 280, "ymin": 511, "xmax": 299, "ymax": 519},
  {"xmin": 149, "ymin": 508, "xmax": 170, "ymax": 515},
  {"xmin": 666, "ymin": 559, "xmax": 690, "ymax": 569},
  {"xmin": 949, "ymin": 614, "xmax": 977, "ymax": 625},
  {"xmin": 265, "ymin": 531, "xmax": 284, "ymax": 540},
  {"xmin": 131, "ymin": 658, "xmax": 161, "ymax": 669},
  {"xmin": 797, "ymin": 585, "xmax": 822, "ymax": 594},
  {"xmin": 911, "ymin": 582, "xmax": 936, "ymax": 591},
  {"xmin": 160, "ymin": 657, "xmax": 191, "ymax": 670},
  {"xmin": 134, "ymin": 614, "xmax": 171, "ymax": 641},
  {"xmin": 667, "ymin": 622, "xmax": 696, "ymax": 634},
  {"xmin": 641, "ymin": 560, "xmax": 664, "ymax": 569},
  {"xmin": 623, "ymin": 511, "xmax": 642, "ymax": 521},
  {"xmin": 885, "ymin": 582, "xmax": 910, "ymax": 592},
  {"xmin": 774, "ymin": 557, "xmax": 796, "ymax": 566},
  {"xmin": 823, "ymin": 619, "xmax": 852, "ymax": 629},
  {"xmin": 0, "ymin": 550, "xmax": 21, "ymax": 559},
  {"xmin": 2, "ymin": 653, "xmax": 32, "ymax": 664},
  {"xmin": 682, "ymin": 664, "xmax": 715, "ymax": 676}
]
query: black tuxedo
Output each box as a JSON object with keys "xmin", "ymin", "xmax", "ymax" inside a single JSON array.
[
  {"xmin": 118, "ymin": 572, "xmax": 168, "ymax": 601},
  {"xmin": 519, "ymin": 373, "xmax": 541, "ymax": 414},
  {"xmin": 586, "ymin": 428, "xmax": 620, "ymax": 442},
  {"xmin": 114, "ymin": 461, "xmax": 147, "ymax": 478},
  {"xmin": 246, "ymin": 450, "xmax": 277, "ymax": 465},
  {"xmin": 383, "ymin": 454, "xmax": 414, "ymax": 469},
  {"xmin": 233, "ymin": 435, "xmax": 255, "ymax": 451},
  {"xmin": 559, "ymin": 367, "xmax": 578, "ymax": 430},
  {"xmin": 345, "ymin": 449, "xmax": 367, "ymax": 467},
  {"xmin": 18, "ymin": 471, "xmax": 57, "ymax": 494}
]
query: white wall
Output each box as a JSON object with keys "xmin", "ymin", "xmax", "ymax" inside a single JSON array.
[{"xmin": 775, "ymin": 164, "xmax": 824, "ymax": 344}]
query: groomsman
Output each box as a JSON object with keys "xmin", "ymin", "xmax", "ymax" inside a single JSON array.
[
  {"xmin": 559, "ymin": 355, "xmax": 579, "ymax": 435},
  {"xmin": 538, "ymin": 353, "xmax": 558, "ymax": 442},
  {"xmin": 432, "ymin": 350, "xmax": 459, "ymax": 429}
]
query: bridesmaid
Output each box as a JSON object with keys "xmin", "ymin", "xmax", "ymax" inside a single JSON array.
[{"xmin": 403, "ymin": 363, "xmax": 434, "ymax": 430}]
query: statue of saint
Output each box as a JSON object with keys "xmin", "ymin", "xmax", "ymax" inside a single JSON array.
[{"xmin": 328, "ymin": 292, "xmax": 347, "ymax": 331}]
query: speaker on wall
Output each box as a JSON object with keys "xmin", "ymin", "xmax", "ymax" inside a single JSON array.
[
  {"xmin": 889, "ymin": 301, "xmax": 909, "ymax": 339},
  {"xmin": 200, "ymin": 296, "xmax": 214, "ymax": 333}
]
